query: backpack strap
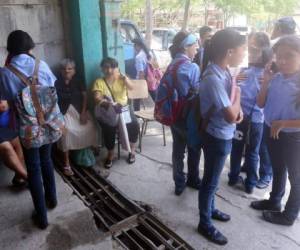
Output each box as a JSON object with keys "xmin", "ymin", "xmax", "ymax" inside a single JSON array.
[
  {"xmin": 167, "ymin": 59, "xmax": 188, "ymax": 96},
  {"xmin": 7, "ymin": 59, "xmax": 45, "ymax": 125},
  {"xmin": 103, "ymin": 78, "xmax": 116, "ymax": 103},
  {"xmin": 6, "ymin": 65, "xmax": 31, "ymax": 86},
  {"xmin": 32, "ymin": 59, "xmax": 40, "ymax": 85},
  {"xmin": 30, "ymin": 60, "xmax": 45, "ymax": 125}
]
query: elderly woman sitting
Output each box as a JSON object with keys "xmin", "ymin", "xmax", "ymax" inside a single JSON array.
[
  {"xmin": 92, "ymin": 57, "xmax": 139, "ymax": 168},
  {"xmin": 55, "ymin": 59, "xmax": 98, "ymax": 176}
]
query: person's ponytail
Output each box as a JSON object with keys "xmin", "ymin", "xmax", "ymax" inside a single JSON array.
[
  {"xmin": 200, "ymin": 39, "xmax": 212, "ymax": 78},
  {"xmin": 169, "ymin": 31, "xmax": 189, "ymax": 59},
  {"xmin": 200, "ymin": 28, "xmax": 246, "ymax": 78}
]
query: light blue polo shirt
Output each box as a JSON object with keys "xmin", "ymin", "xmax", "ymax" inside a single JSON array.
[
  {"xmin": 135, "ymin": 50, "xmax": 148, "ymax": 79},
  {"xmin": 240, "ymin": 66, "xmax": 264, "ymax": 123},
  {"xmin": 0, "ymin": 54, "xmax": 56, "ymax": 101},
  {"xmin": 264, "ymin": 72, "xmax": 300, "ymax": 133},
  {"xmin": 173, "ymin": 53, "xmax": 200, "ymax": 97},
  {"xmin": 200, "ymin": 63, "xmax": 235, "ymax": 140}
]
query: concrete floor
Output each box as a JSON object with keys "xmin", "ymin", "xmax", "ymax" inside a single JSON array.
[
  {"xmin": 99, "ymin": 123, "xmax": 300, "ymax": 250},
  {"xmin": 0, "ymin": 165, "xmax": 113, "ymax": 250},
  {"xmin": 0, "ymin": 121, "xmax": 299, "ymax": 250}
]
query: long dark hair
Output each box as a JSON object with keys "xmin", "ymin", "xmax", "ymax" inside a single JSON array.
[
  {"xmin": 7, "ymin": 30, "xmax": 35, "ymax": 55},
  {"xmin": 132, "ymin": 38, "xmax": 151, "ymax": 60},
  {"xmin": 273, "ymin": 35, "xmax": 300, "ymax": 109},
  {"xmin": 169, "ymin": 31, "xmax": 189, "ymax": 59},
  {"xmin": 201, "ymin": 28, "xmax": 246, "ymax": 77},
  {"xmin": 6, "ymin": 30, "xmax": 35, "ymax": 65},
  {"xmin": 273, "ymin": 35, "xmax": 300, "ymax": 55},
  {"xmin": 249, "ymin": 32, "xmax": 272, "ymax": 68}
]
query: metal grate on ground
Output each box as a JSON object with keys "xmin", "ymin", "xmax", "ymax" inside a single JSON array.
[{"xmin": 54, "ymin": 158, "xmax": 194, "ymax": 250}]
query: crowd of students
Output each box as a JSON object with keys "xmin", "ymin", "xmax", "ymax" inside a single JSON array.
[
  {"xmin": 163, "ymin": 16, "xmax": 300, "ymax": 245},
  {"xmin": 0, "ymin": 16, "xmax": 299, "ymax": 247}
]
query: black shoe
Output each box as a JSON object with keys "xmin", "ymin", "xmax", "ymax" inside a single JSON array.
[
  {"xmin": 104, "ymin": 158, "xmax": 113, "ymax": 169},
  {"xmin": 263, "ymin": 211, "xmax": 294, "ymax": 226},
  {"xmin": 197, "ymin": 224, "xmax": 228, "ymax": 245},
  {"xmin": 228, "ymin": 176, "xmax": 244, "ymax": 187},
  {"xmin": 186, "ymin": 180, "xmax": 201, "ymax": 190},
  {"xmin": 32, "ymin": 212, "xmax": 48, "ymax": 230},
  {"xmin": 250, "ymin": 200, "xmax": 281, "ymax": 211},
  {"xmin": 245, "ymin": 186, "xmax": 254, "ymax": 194},
  {"xmin": 175, "ymin": 185, "xmax": 186, "ymax": 196},
  {"xmin": 212, "ymin": 209, "xmax": 231, "ymax": 222},
  {"xmin": 46, "ymin": 199, "xmax": 57, "ymax": 210}
]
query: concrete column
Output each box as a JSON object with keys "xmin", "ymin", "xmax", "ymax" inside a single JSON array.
[{"xmin": 67, "ymin": 0, "xmax": 103, "ymax": 87}]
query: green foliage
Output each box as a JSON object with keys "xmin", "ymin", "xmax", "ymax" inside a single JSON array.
[
  {"xmin": 121, "ymin": 0, "xmax": 199, "ymax": 18},
  {"xmin": 121, "ymin": 0, "xmax": 299, "ymax": 29},
  {"xmin": 213, "ymin": 0, "xmax": 299, "ymax": 19}
]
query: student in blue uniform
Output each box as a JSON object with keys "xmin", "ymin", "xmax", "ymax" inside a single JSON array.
[
  {"xmin": 132, "ymin": 38, "xmax": 151, "ymax": 111},
  {"xmin": 198, "ymin": 28, "xmax": 246, "ymax": 245},
  {"xmin": 166, "ymin": 31, "xmax": 202, "ymax": 196},
  {"xmin": 229, "ymin": 32, "xmax": 273, "ymax": 194},
  {"xmin": 251, "ymin": 35, "xmax": 300, "ymax": 226},
  {"xmin": 194, "ymin": 26, "xmax": 213, "ymax": 70},
  {"xmin": 0, "ymin": 30, "xmax": 57, "ymax": 229}
]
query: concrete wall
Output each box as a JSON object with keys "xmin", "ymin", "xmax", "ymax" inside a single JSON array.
[{"xmin": 0, "ymin": 0, "xmax": 66, "ymax": 68}]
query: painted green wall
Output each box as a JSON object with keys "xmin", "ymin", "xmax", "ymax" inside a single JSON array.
[
  {"xmin": 67, "ymin": 0, "xmax": 125, "ymax": 87},
  {"xmin": 67, "ymin": 0, "xmax": 103, "ymax": 87}
]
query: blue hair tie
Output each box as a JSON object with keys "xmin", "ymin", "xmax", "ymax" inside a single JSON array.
[{"xmin": 180, "ymin": 34, "xmax": 197, "ymax": 48}]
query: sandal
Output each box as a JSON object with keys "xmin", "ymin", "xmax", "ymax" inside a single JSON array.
[
  {"xmin": 104, "ymin": 158, "xmax": 113, "ymax": 169},
  {"xmin": 11, "ymin": 176, "xmax": 27, "ymax": 188},
  {"xmin": 127, "ymin": 153, "xmax": 136, "ymax": 164},
  {"xmin": 63, "ymin": 166, "xmax": 74, "ymax": 176}
]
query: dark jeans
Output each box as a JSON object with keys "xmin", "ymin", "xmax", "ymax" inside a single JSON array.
[
  {"xmin": 266, "ymin": 125, "xmax": 300, "ymax": 221},
  {"xmin": 99, "ymin": 107, "xmax": 139, "ymax": 150},
  {"xmin": 259, "ymin": 127, "xmax": 273, "ymax": 183},
  {"xmin": 170, "ymin": 121, "xmax": 201, "ymax": 189},
  {"xmin": 199, "ymin": 132, "xmax": 232, "ymax": 227},
  {"xmin": 229, "ymin": 120, "xmax": 263, "ymax": 189},
  {"xmin": 24, "ymin": 144, "xmax": 56, "ymax": 225}
]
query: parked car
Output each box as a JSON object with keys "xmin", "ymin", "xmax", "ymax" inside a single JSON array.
[
  {"xmin": 152, "ymin": 28, "xmax": 177, "ymax": 50},
  {"xmin": 120, "ymin": 20, "xmax": 171, "ymax": 75}
]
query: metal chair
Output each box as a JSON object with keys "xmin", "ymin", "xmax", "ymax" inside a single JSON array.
[{"xmin": 128, "ymin": 80, "xmax": 166, "ymax": 152}]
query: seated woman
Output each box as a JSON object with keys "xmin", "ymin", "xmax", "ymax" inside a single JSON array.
[
  {"xmin": 55, "ymin": 59, "xmax": 98, "ymax": 176},
  {"xmin": 0, "ymin": 100, "xmax": 27, "ymax": 186},
  {"xmin": 92, "ymin": 57, "xmax": 139, "ymax": 168}
]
